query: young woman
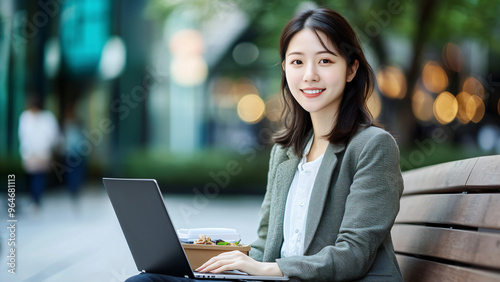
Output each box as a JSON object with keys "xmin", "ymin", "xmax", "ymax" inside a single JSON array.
[{"xmin": 127, "ymin": 7, "xmax": 403, "ymax": 282}]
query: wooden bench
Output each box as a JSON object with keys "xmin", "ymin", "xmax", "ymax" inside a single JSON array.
[{"xmin": 391, "ymin": 155, "xmax": 500, "ymax": 281}]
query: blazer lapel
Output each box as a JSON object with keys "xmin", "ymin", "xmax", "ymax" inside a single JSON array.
[
  {"xmin": 303, "ymin": 142, "xmax": 345, "ymax": 253},
  {"xmin": 266, "ymin": 147, "xmax": 300, "ymax": 260}
]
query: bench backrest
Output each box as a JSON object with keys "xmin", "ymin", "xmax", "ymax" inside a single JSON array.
[{"xmin": 392, "ymin": 155, "xmax": 500, "ymax": 281}]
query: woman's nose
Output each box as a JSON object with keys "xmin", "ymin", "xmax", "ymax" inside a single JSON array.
[{"xmin": 303, "ymin": 64, "xmax": 319, "ymax": 82}]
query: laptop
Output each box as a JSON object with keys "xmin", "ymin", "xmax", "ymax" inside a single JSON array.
[{"xmin": 103, "ymin": 178, "xmax": 289, "ymax": 281}]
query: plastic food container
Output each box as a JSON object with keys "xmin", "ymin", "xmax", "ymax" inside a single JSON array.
[
  {"xmin": 177, "ymin": 228, "xmax": 250, "ymax": 270},
  {"xmin": 177, "ymin": 228, "xmax": 241, "ymax": 243}
]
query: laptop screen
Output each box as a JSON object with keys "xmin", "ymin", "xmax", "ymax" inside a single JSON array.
[{"xmin": 103, "ymin": 178, "xmax": 194, "ymax": 278}]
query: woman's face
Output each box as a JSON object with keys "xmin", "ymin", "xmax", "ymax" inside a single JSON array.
[{"xmin": 284, "ymin": 28, "xmax": 357, "ymax": 115}]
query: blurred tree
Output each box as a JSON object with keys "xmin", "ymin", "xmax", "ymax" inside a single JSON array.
[{"xmin": 146, "ymin": 0, "xmax": 500, "ymax": 146}]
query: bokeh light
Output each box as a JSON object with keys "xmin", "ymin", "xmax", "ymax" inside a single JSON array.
[
  {"xmin": 462, "ymin": 76, "xmax": 485, "ymax": 99},
  {"xmin": 412, "ymin": 88, "xmax": 434, "ymax": 122},
  {"xmin": 376, "ymin": 66, "xmax": 407, "ymax": 99},
  {"xmin": 456, "ymin": 91, "xmax": 472, "ymax": 124},
  {"xmin": 170, "ymin": 56, "xmax": 208, "ymax": 86},
  {"xmin": 442, "ymin": 43, "xmax": 463, "ymax": 72},
  {"xmin": 44, "ymin": 38, "xmax": 60, "ymax": 79},
  {"xmin": 232, "ymin": 42, "xmax": 259, "ymax": 65},
  {"xmin": 422, "ymin": 61, "xmax": 449, "ymax": 93},
  {"xmin": 366, "ymin": 91, "xmax": 382, "ymax": 120},
  {"xmin": 169, "ymin": 29, "xmax": 204, "ymax": 57},
  {"xmin": 478, "ymin": 125, "xmax": 500, "ymax": 151},
  {"xmin": 265, "ymin": 95, "xmax": 283, "ymax": 122},
  {"xmin": 169, "ymin": 29, "xmax": 207, "ymax": 86},
  {"xmin": 466, "ymin": 95, "xmax": 485, "ymax": 123},
  {"xmin": 98, "ymin": 36, "xmax": 127, "ymax": 80},
  {"xmin": 237, "ymin": 94, "xmax": 265, "ymax": 124},
  {"xmin": 433, "ymin": 91, "xmax": 458, "ymax": 124}
]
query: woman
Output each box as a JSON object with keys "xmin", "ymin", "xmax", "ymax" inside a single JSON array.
[{"xmin": 127, "ymin": 7, "xmax": 403, "ymax": 282}]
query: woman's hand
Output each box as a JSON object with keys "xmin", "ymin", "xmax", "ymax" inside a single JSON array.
[{"xmin": 195, "ymin": 250, "xmax": 283, "ymax": 277}]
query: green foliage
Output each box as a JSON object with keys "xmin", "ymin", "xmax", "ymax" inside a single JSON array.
[
  {"xmin": 399, "ymin": 141, "xmax": 489, "ymax": 171},
  {"xmin": 144, "ymin": 0, "xmax": 261, "ymax": 23},
  {"xmin": 145, "ymin": 0, "xmax": 500, "ymax": 52},
  {"xmin": 0, "ymin": 157, "xmax": 23, "ymax": 187},
  {"xmin": 121, "ymin": 148, "xmax": 271, "ymax": 194},
  {"xmin": 421, "ymin": 0, "xmax": 500, "ymax": 51}
]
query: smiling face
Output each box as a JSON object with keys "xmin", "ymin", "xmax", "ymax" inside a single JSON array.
[{"xmin": 284, "ymin": 28, "xmax": 358, "ymax": 116}]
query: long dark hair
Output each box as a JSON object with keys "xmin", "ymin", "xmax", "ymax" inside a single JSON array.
[{"xmin": 274, "ymin": 8, "xmax": 376, "ymax": 156}]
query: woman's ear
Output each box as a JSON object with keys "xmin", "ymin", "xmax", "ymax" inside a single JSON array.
[
  {"xmin": 347, "ymin": 59, "xmax": 359, "ymax": 82},
  {"xmin": 282, "ymin": 60, "xmax": 285, "ymax": 71}
]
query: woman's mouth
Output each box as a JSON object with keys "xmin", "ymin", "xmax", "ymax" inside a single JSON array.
[{"xmin": 301, "ymin": 88, "xmax": 325, "ymax": 98}]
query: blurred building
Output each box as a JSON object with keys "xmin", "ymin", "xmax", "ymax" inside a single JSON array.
[{"xmin": 0, "ymin": 0, "xmax": 280, "ymax": 181}]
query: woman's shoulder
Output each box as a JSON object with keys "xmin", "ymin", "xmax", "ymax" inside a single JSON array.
[
  {"xmin": 353, "ymin": 125, "xmax": 394, "ymax": 139},
  {"xmin": 341, "ymin": 126, "xmax": 401, "ymax": 173},
  {"xmin": 348, "ymin": 125, "xmax": 399, "ymax": 151}
]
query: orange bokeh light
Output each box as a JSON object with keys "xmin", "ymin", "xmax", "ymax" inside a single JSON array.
[
  {"xmin": 422, "ymin": 61, "xmax": 449, "ymax": 93},
  {"xmin": 442, "ymin": 43, "xmax": 463, "ymax": 72},
  {"xmin": 456, "ymin": 91, "xmax": 472, "ymax": 124},
  {"xmin": 412, "ymin": 88, "xmax": 434, "ymax": 122},
  {"xmin": 366, "ymin": 91, "xmax": 382, "ymax": 120},
  {"xmin": 376, "ymin": 66, "xmax": 407, "ymax": 99},
  {"xmin": 237, "ymin": 94, "xmax": 265, "ymax": 124},
  {"xmin": 433, "ymin": 91, "xmax": 458, "ymax": 124},
  {"xmin": 466, "ymin": 95, "xmax": 485, "ymax": 123},
  {"xmin": 462, "ymin": 76, "xmax": 485, "ymax": 99}
]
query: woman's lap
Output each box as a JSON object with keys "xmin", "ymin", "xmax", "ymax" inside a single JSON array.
[{"xmin": 125, "ymin": 272, "xmax": 226, "ymax": 282}]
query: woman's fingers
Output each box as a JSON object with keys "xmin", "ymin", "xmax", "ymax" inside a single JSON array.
[
  {"xmin": 195, "ymin": 251, "xmax": 282, "ymax": 277},
  {"xmin": 199, "ymin": 259, "xmax": 235, "ymax": 273},
  {"xmin": 195, "ymin": 251, "xmax": 247, "ymax": 272},
  {"xmin": 195, "ymin": 257, "xmax": 218, "ymax": 272},
  {"xmin": 195, "ymin": 254, "xmax": 232, "ymax": 272}
]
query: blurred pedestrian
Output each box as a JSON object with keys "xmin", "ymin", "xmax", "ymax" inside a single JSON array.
[
  {"xmin": 18, "ymin": 95, "xmax": 61, "ymax": 208},
  {"xmin": 62, "ymin": 104, "xmax": 86, "ymax": 201}
]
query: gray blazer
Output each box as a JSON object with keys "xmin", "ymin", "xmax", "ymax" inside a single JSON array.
[{"xmin": 249, "ymin": 126, "xmax": 404, "ymax": 281}]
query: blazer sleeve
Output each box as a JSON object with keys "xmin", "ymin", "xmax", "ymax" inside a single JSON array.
[
  {"xmin": 249, "ymin": 144, "xmax": 279, "ymax": 261},
  {"xmin": 249, "ymin": 144, "xmax": 279, "ymax": 262},
  {"xmin": 276, "ymin": 132, "xmax": 404, "ymax": 281}
]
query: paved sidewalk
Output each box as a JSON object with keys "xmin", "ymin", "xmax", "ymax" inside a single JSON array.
[{"xmin": 0, "ymin": 184, "xmax": 264, "ymax": 282}]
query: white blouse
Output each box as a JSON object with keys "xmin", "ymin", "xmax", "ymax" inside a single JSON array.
[{"xmin": 281, "ymin": 135, "xmax": 324, "ymax": 258}]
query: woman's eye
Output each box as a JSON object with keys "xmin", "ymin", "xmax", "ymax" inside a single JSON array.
[
  {"xmin": 291, "ymin": 60, "xmax": 302, "ymax": 65},
  {"xmin": 320, "ymin": 59, "xmax": 332, "ymax": 64}
]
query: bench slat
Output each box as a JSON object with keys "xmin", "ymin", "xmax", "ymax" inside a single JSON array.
[
  {"xmin": 392, "ymin": 224, "xmax": 500, "ymax": 269},
  {"xmin": 395, "ymin": 194, "xmax": 500, "ymax": 229},
  {"xmin": 396, "ymin": 255, "xmax": 500, "ymax": 282},
  {"xmin": 467, "ymin": 155, "xmax": 500, "ymax": 188},
  {"xmin": 402, "ymin": 157, "xmax": 477, "ymax": 195}
]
